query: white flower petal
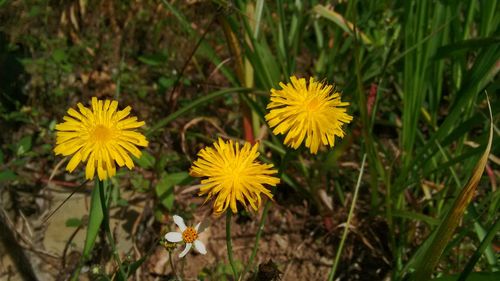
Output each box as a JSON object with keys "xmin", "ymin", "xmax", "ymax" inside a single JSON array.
[
  {"xmin": 194, "ymin": 240, "xmax": 207, "ymax": 255},
  {"xmin": 179, "ymin": 243, "xmax": 192, "ymax": 258},
  {"xmin": 195, "ymin": 222, "xmax": 201, "ymax": 232},
  {"xmin": 165, "ymin": 232, "xmax": 182, "ymax": 243},
  {"xmin": 173, "ymin": 215, "xmax": 187, "ymax": 232}
]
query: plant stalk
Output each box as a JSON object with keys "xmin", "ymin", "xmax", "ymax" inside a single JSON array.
[
  {"xmin": 328, "ymin": 154, "xmax": 367, "ymax": 281},
  {"xmin": 98, "ymin": 180, "xmax": 127, "ymax": 280},
  {"xmin": 226, "ymin": 211, "xmax": 239, "ymax": 280}
]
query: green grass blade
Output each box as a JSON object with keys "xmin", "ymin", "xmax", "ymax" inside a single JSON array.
[
  {"xmin": 457, "ymin": 218, "xmax": 500, "ymax": 281},
  {"xmin": 392, "ymin": 210, "xmax": 440, "ymax": 226},
  {"xmin": 434, "ymin": 272, "xmax": 500, "ymax": 281},
  {"xmin": 435, "ymin": 37, "xmax": 500, "ymax": 60},
  {"xmin": 253, "ymin": 0, "xmax": 265, "ymax": 38},
  {"xmin": 411, "ymin": 96, "xmax": 494, "ymax": 281},
  {"xmin": 398, "ymin": 43, "xmax": 500, "ymax": 194},
  {"xmin": 313, "ymin": 4, "xmax": 372, "ymax": 45}
]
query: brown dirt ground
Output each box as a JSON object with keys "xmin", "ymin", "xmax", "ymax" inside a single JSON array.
[{"xmin": 1, "ymin": 179, "xmax": 392, "ymax": 281}]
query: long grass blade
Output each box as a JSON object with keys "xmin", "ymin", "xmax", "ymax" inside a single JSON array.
[
  {"xmin": 457, "ymin": 217, "xmax": 500, "ymax": 281},
  {"xmin": 313, "ymin": 4, "xmax": 372, "ymax": 45},
  {"xmin": 411, "ymin": 95, "xmax": 494, "ymax": 280}
]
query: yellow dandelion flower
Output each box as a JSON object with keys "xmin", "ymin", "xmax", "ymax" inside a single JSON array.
[
  {"xmin": 265, "ymin": 76, "xmax": 353, "ymax": 154},
  {"xmin": 190, "ymin": 138, "xmax": 280, "ymax": 215},
  {"xmin": 54, "ymin": 97, "xmax": 148, "ymax": 181}
]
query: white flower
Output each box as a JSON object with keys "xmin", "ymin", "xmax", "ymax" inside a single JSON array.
[{"xmin": 165, "ymin": 215, "xmax": 207, "ymax": 258}]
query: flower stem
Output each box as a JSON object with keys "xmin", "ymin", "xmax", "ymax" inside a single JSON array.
[
  {"xmin": 240, "ymin": 150, "xmax": 291, "ymax": 280},
  {"xmin": 98, "ymin": 180, "xmax": 127, "ymax": 280},
  {"xmin": 327, "ymin": 154, "xmax": 367, "ymax": 281},
  {"xmin": 168, "ymin": 251, "xmax": 180, "ymax": 280},
  {"xmin": 241, "ymin": 200, "xmax": 270, "ymax": 281},
  {"xmin": 226, "ymin": 211, "xmax": 239, "ymax": 280}
]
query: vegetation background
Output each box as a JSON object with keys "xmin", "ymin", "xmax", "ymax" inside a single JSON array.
[{"xmin": 0, "ymin": 0, "xmax": 498, "ymax": 280}]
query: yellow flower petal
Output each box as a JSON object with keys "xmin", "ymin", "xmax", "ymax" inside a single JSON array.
[
  {"xmin": 265, "ymin": 76, "xmax": 353, "ymax": 154},
  {"xmin": 190, "ymin": 139, "xmax": 280, "ymax": 215},
  {"xmin": 54, "ymin": 97, "xmax": 148, "ymax": 181},
  {"xmin": 66, "ymin": 152, "xmax": 82, "ymax": 172}
]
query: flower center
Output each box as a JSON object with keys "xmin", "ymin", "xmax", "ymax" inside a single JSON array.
[
  {"xmin": 92, "ymin": 125, "xmax": 112, "ymax": 142},
  {"xmin": 182, "ymin": 227, "xmax": 198, "ymax": 243},
  {"xmin": 306, "ymin": 97, "xmax": 321, "ymax": 112},
  {"xmin": 220, "ymin": 157, "xmax": 245, "ymax": 180}
]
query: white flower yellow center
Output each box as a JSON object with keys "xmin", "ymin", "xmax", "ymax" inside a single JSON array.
[
  {"xmin": 92, "ymin": 125, "xmax": 113, "ymax": 142},
  {"xmin": 182, "ymin": 227, "xmax": 198, "ymax": 243}
]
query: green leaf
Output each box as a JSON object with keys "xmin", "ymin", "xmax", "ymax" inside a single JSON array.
[
  {"xmin": 28, "ymin": 6, "xmax": 41, "ymax": 17},
  {"xmin": 82, "ymin": 181, "xmax": 104, "ymax": 259},
  {"xmin": 52, "ymin": 49, "xmax": 68, "ymax": 63},
  {"xmin": 65, "ymin": 218, "xmax": 83, "ymax": 228},
  {"xmin": 0, "ymin": 170, "xmax": 17, "ymax": 182},
  {"xmin": 134, "ymin": 151, "xmax": 155, "ymax": 169},
  {"xmin": 0, "ymin": 150, "xmax": 4, "ymax": 164},
  {"xmin": 138, "ymin": 53, "xmax": 168, "ymax": 66},
  {"xmin": 433, "ymin": 272, "xmax": 500, "ymax": 281},
  {"xmin": 17, "ymin": 136, "xmax": 32, "ymax": 156},
  {"xmin": 116, "ymin": 198, "xmax": 128, "ymax": 207},
  {"xmin": 158, "ymin": 77, "xmax": 175, "ymax": 90},
  {"xmin": 131, "ymin": 174, "xmax": 150, "ymax": 192},
  {"xmin": 155, "ymin": 172, "xmax": 191, "ymax": 211}
]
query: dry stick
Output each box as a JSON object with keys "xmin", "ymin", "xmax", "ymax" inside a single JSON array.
[
  {"xmin": 62, "ymin": 223, "xmax": 83, "ymax": 268},
  {"xmin": 327, "ymin": 154, "xmax": 367, "ymax": 281},
  {"xmin": 42, "ymin": 180, "xmax": 89, "ymax": 224},
  {"xmin": 0, "ymin": 206, "xmax": 39, "ymax": 281}
]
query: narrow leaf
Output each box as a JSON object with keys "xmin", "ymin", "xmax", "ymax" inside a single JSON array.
[
  {"xmin": 82, "ymin": 181, "xmax": 104, "ymax": 259},
  {"xmin": 412, "ymin": 96, "xmax": 494, "ymax": 280},
  {"xmin": 313, "ymin": 5, "xmax": 372, "ymax": 45},
  {"xmin": 457, "ymin": 218, "xmax": 500, "ymax": 281},
  {"xmin": 65, "ymin": 218, "xmax": 83, "ymax": 228},
  {"xmin": 435, "ymin": 37, "xmax": 500, "ymax": 60}
]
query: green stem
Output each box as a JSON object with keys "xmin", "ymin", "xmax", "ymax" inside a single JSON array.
[
  {"xmin": 226, "ymin": 211, "xmax": 239, "ymax": 280},
  {"xmin": 98, "ymin": 180, "xmax": 127, "ymax": 280},
  {"xmin": 69, "ymin": 263, "xmax": 83, "ymax": 281},
  {"xmin": 240, "ymin": 150, "xmax": 291, "ymax": 280},
  {"xmin": 328, "ymin": 154, "xmax": 367, "ymax": 281},
  {"xmin": 242, "ymin": 200, "xmax": 270, "ymax": 281}
]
